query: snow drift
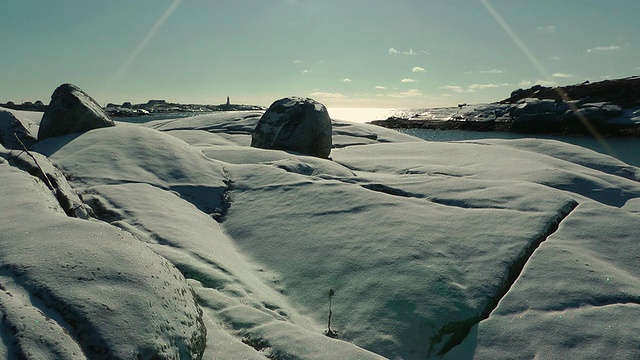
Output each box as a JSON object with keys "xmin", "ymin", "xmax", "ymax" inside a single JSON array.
[{"xmin": 1, "ymin": 107, "xmax": 639, "ymax": 359}]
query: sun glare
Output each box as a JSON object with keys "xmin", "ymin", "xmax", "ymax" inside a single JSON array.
[
  {"xmin": 480, "ymin": 0, "xmax": 617, "ymax": 158},
  {"xmin": 103, "ymin": 0, "xmax": 183, "ymax": 93}
]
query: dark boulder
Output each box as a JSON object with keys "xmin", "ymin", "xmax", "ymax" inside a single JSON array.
[
  {"xmin": 251, "ymin": 97, "xmax": 332, "ymax": 158},
  {"xmin": 0, "ymin": 110, "xmax": 37, "ymax": 149},
  {"xmin": 512, "ymin": 112, "xmax": 566, "ymax": 134},
  {"xmin": 38, "ymin": 84, "xmax": 114, "ymax": 140}
]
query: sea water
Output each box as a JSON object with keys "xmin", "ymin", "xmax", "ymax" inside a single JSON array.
[{"xmin": 327, "ymin": 107, "xmax": 639, "ymax": 167}]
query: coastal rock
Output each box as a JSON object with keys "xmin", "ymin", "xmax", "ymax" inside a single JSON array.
[
  {"xmin": 38, "ymin": 83, "xmax": 114, "ymax": 140},
  {"xmin": 0, "ymin": 110, "xmax": 37, "ymax": 149},
  {"xmin": 251, "ymin": 97, "xmax": 332, "ymax": 158},
  {"xmin": 512, "ymin": 112, "xmax": 564, "ymax": 134},
  {"xmin": 501, "ymin": 76, "xmax": 640, "ymax": 108},
  {"xmin": 372, "ymin": 77, "xmax": 640, "ymax": 136}
]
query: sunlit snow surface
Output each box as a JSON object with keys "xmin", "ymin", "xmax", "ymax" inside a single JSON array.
[{"xmin": 1, "ymin": 108, "xmax": 639, "ymax": 359}]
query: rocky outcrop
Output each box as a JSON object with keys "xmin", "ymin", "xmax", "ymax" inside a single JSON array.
[
  {"xmin": 38, "ymin": 84, "xmax": 114, "ymax": 140},
  {"xmin": 502, "ymin": 76, "xmax": 640, "ymax": 108},
  {"xmin": 510, "ymin": 99, "xmax": 625, "ymax": 134},
  {"xmin": 251, "ymin": 97, "xmax": 332, "ymax": 158},
  {"xmin": 0, "ymin": 110, "xmax": 37, "ymax": 149},
  {"xmin": 372, "ymin": 76, "xmax": 640, "ymax": 136}
]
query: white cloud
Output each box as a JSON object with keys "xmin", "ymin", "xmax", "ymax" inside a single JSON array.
[
  {"xmin": 440, "ymin": 83, "xmax": 510, "ymax": 93},
  {"xmin": 468, "ymin": 83, "xmax": 499, "ymax": 91},
  {"xmin": 309, "ymin": 91, "xmax": 346, "ymax": 99},
  {"xmin": 302, "ymin": 69, "xmax": 312, "ymax": 74},
  {"xmin": 374, "ymin": 86, "xmax": 387, "ymax": 90},
  {"xmin": 550, "ymin": 56, "xmax": 561, "ymax": 61},
  {"xmin": 480, "ymin": 69, "xmax": 504, "ymax": 74},
  {"xmin": 441, "ymin": 85, "xmax": 464, "ymax": 93},
  {"xmin": 552, "ymin": 73, "xmax": 575, "ymax": 78},
  {"xmin": 412, "ymin": 66, "xmax": 426, "ymax": 73},
  {"xmin": 388, "ymin": 89, "xmax": 423, "ymax": 98},
  {"xmin": 517, "ymin": 79, "xmax": 557, "ymax": 88},
  {"xmin": 341, "ymin": 78, "xmax": 352, "ymax": 83},
  {"xmin": 401, "ymin": 78, "xmax": 418, "ymax": 83},
  {"xmin": 293, "ymin": 59, "xmax": 303, "ymax": 64},
  {"xmin": 518, "ymin": 79, "xmax": 555, "ymax": 87},
  {"xmin": 536, "ymin": 25, "xmax": 556, "ymax": 34},
  {"xmin": 388, "ymin": 47, "xmax": 425, "ymax": 56},
  {"xmin": 535, "ymin": 79, "xmax": 556, "ymax": 86},
  {"xmin": 587, "ymin": 45, "xmax": 621, "ymax": 53}
]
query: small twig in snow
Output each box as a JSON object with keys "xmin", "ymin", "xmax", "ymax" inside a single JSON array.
[{"xmin": 13, "ymin": 133, "xmax": 54, "ymax": 190}]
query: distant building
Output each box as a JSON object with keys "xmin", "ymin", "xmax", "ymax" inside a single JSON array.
[
  {"xmin": 147, "ymin": 100, "xmax": 167, "ymax": 105},
  {"xmin": 226, "ymin": 96, "xmax": 230, "ymax": 106}
]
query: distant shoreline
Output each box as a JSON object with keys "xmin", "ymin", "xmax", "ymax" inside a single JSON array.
[
  {"xmin": 370, "ymin": 116, "xmax": 640, "ymax": 137},
  {"xmin": 371, "ymin": 77, "xmax": 640, "ymax": 138},
  {"xmin": 0, "ymin": 100, "xmax": 265, "ymax": 117}
]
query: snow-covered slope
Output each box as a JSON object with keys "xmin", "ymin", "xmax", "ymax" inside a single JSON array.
[{"xmin": 1, "ymin": 108, "xmax": 639, "ymax": 359}]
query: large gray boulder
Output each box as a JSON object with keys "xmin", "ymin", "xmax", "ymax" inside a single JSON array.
[
  {"xmin": 38, "ymin": 83, "xmax": 114, "ymax": 140},
  {"xmin": 251, "ymin": 97, "xmax": 332, "ymax": 158}
]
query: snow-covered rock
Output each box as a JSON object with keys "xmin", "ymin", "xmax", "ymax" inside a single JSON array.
[
  {"xmin": 38, "ymin": 84, "xmax": 114, "ymax": 140},
  {"xmin": 2, "ymin": 109, "xmax": 639, "ymax": 359},
  {"xmin": 0, "ymin": 161, "xmax": 206, "ymax": 359},
  {"xmin": 251, "ymin": 97, "xmax": 332, "ymax": 158},
  {"xmin": 471, "ymin": 201, "xmax": 640, "ymax": 359}
]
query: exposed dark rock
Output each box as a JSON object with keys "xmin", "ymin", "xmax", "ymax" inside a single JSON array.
[
  {"xmin": 371, "ymin": 76, "xmax": 640, "ymax": 137},
  {"xmin": 38, "ymin": 84, "xmax": 114, "ymax": 140},
  {"xmin": 501, "ymin": 76, "xmax": 640, "ymax": 108},
  {"xmin": 0, "ymin": 110, "xmax": 37, "ymax": 149},
  {"xmin": 1, "ymin": 101, "xmax": 47, "ymax": 112},
  {"xmin": 251, "ymin": 97, "xmax": 332, "ymax": 158}
]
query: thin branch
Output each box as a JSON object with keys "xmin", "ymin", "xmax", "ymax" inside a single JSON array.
[{"xmin": 13, "ymin": 133, "xmax": 54, "ymax": 190}]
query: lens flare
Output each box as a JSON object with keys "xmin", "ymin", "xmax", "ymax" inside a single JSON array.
[
  {"xmin": 480, "ymin": 0, "xmax": 617, "ymax": 158},
  {"xmin": 104, "ymin": 0, "xmax": 183, "ymax": 93}
]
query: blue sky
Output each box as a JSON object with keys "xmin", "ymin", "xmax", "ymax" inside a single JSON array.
[{"xmin": 1, "ymin": 0, "xmax": 639, "ymax": 108}]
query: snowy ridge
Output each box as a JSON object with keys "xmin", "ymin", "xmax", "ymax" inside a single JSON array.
[{"xmin": 1, "ymin": 108, "xmax": 639, "ymax": 359}]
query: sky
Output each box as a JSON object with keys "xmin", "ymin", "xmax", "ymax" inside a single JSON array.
[{"xmin": 1, "ymin": 0, "xmax": 639, "ymax": 108}]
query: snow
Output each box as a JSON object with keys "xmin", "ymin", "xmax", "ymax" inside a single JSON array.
[
  {"xmin": 469, "ymin": 201, "xmax": 640, "ymax": 359},
  {"xmin": 1, "ymin": 109, "xmax": 639, "ymax": 359}
]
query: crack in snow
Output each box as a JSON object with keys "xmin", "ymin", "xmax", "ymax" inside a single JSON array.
[
  {"xmin": 514, "ymin": 296, "xmax": 640, "ymax": 315},
  {"xmin": 436, "ymin": 199, "xmax": 579, "ymax": 356}
]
